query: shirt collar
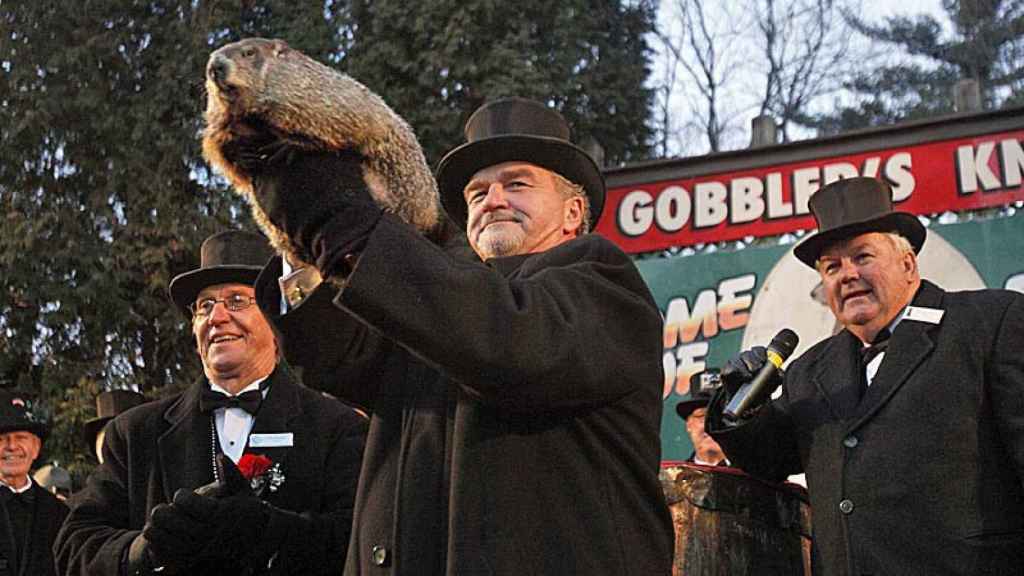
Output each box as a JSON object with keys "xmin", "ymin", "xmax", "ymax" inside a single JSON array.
[
  {"xmin": 1, "ymin": 476, "xmax": 33, "ymax": 494},
  {"xmin": 860, "ymin": 305, "xmax": 908, "ymax": 348},
  {"xmin": 210, "ymin": 376, "xmax": 268, "ymax": 397}
]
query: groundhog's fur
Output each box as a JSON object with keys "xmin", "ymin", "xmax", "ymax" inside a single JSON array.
[{"xmin": 202, "ymin": 38, "xmax": 442, "ymax": 264}]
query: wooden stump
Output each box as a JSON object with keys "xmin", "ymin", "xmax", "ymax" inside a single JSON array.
[{"xmin": 661, "ymin": 464, "xmax": 812, "ymax": 575}]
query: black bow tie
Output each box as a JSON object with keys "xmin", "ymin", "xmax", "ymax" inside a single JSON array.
[
  {"xmin": 0, "ymin": 486, "xmax": 34, "ymax": 506},
  {"xmin": 860, "ymin": 328, "xmax": 892, "ymax": 366},
  {"xmin": 200, "ymin": 388, "xmax": 264, "ymax": 415}
]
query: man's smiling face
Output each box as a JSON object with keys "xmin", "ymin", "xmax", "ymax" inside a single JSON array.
[
  {"xmin": 0, "ymin": 430, "xmax": 41, "ymax": 488},
  {"xmin": 193, "ymin": 283, "xmax": 277, "ymax": 392},
  {"xmin": 463, "ymin": 162, "xmax": 583, "ymax": 260}
]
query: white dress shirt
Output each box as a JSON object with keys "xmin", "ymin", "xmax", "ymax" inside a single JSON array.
[
  {"xmin": 209, "ymin": 377, "xmax": 268, "ymax": 463},
  {"xmin": 863, "ymin": 307, "xmax": 907, "ymax": 387}
]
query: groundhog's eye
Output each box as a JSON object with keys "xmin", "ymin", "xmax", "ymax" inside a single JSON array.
[{"xmin": 242, "ymin": 48, "xmax": 256, "ymax": 58}]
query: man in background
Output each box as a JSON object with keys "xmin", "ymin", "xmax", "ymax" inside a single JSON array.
[
  {"xmin": 0, "ymin": 390, "xmax": 67, "ymax": 576},
  {"xmin": 82, "ymin": 390, "xmax": 147, "ymax": 464},
  {"xmin": 676, "ymin": 371, "xmax": 727, "ymax": 467}
]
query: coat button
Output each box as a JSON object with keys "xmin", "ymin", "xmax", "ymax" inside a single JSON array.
[
  {"xmin": 371, "ymin": 544, "xmax": 389, "ymax": 566},
  {"xmin": 843, "ymin": 436, "xmax": 859, "ymax": 448},
  {"xmin": 839, "ymin": 499, "xmax": 854, "ymax": 514}
]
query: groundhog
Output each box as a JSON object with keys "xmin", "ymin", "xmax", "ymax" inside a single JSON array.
[{"xmin": 202, "ymin": 37, "xmax": 442, "ymax": 264}]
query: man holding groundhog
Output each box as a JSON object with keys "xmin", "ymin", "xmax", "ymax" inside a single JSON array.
[{"xmin": 252, "ymin": 98, "xmax": 673, "ymax": 575}]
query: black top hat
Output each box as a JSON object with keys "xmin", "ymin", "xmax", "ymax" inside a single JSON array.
[
  {"xmin": 793, "ymin": 177, "xmax": 926, "ymax": 268},
  {"xmin": 168, "ymin": 230, "xmax": 274, "ymax": 314},
  {"xmin": 435, "ymin": 97, "xmax": 606, "ymax": 229},
  {"xmin": 675, "ymin": 369, "xmax": 722, "ymax": 420},
  {"xmin": 0, "ymin": 391, "xmax": 47, "ymax": 440},
  {"xmin": 83, "ymin": 390, "xmax": 146, "ymax": 459}
]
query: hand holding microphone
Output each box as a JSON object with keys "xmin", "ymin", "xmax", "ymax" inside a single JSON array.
[{"xmin": 722, "ymin": 329, "xmax": 799, "ymax": 422}]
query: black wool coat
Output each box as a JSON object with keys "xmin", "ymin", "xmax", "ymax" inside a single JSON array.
[
  {"xmin": 54, "ymin": 366, "xmax": 367, "ymax": 576},
  {"xmin": 255, "ymin": 215, "xmax": 675, "ymax": 576},
  {"xmin": 0, "ymin": 482, "xmax": 67, "ymax": 576},
  {"xmin": 707, "ymin": 280, "xmax": 1024, "ymax": 575}
]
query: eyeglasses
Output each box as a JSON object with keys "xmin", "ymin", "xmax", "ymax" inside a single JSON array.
[{"xmin": 190, "ymin": 294, "xmax": 257, "ymax": 318}]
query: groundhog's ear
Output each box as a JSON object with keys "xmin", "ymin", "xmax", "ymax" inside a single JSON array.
[{"xmin": 271, "ymin": 39, "xmax": 290, "ymax": 57}]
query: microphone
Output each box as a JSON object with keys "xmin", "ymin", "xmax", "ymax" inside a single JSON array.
[{"xmin": 723, "ymin": 328, "xmax": 799, "ymax": 421}]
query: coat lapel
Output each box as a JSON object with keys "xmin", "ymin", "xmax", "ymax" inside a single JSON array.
[
  {"xmin": 244, "ymin": 367, "xmax": 301, "ymax": 501},
  {"xmin": 0, "ymin": 499, "xmax": 15, "ymax": 576},
  {"xmin": 810, "ymin": 330, "xmax": 864, "ymax": 421},
  {"xmin": 20, "ymin": 485, "xmax": 50, "ymax": 576},
  {"xmin": 157, "ymin": 380, "xmax": 215, "ymax": 502},
  {"xmin": 846, "ymin": 281, "xmax": 945, "ymax": 433}
]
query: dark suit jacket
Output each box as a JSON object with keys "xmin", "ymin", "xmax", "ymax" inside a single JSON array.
[
  {"xmin": 256, "ymin": 215, "xmax": 675, "ymax": 576},
  {"xmin": 707, "ymin": 280, "xmax": 1024, "ymax": 575},
  {"xmin": 54, "ymin": 366, "xmax": 366, "ymax": 576},
  {"xmin": 0, "ymin": 483, "xmax": 66, "ymax": 576}
]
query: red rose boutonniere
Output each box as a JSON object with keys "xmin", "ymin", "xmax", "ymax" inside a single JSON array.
[
  {"xmin": 238, "ymin": 454, "xmax": 273, "ymax": 479},
  {"xmin": 238, "ymin": 453, "xmax": 285, "ymax": 496}
]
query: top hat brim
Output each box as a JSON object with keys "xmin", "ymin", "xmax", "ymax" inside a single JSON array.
[
  {"xmin": 793, "ymin": 211, "xmax": 925, "ymax": 268},
  {"xmin": 0, "ymin": 421, "xmax": 46, "ymax": 441},
  {"xmin": 83, "ymin": 416, "xmax": 113, "ymax": 459},
  {"xmin": 168, "ymin": 265, "xmax": 266, "ymax": 315},
  {"xmin": 675, "ymin": 398, "xmax": 711, "ymax": 420},
  {"xmin": 436, "ymin": 135, "xmax": 606, "ymax": 229}
]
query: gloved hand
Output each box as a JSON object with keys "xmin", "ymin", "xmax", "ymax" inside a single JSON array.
[
  {"xmin": 166, "ymin": 483, "xmax": 318, "ymax": 570},
  {"xmin": 194, "ymin": 453, "xmax": 251, "ymax": 499},
  {"xmin": 252, "ymin": 145, "xmax": 383, "ymax": 272},
  {"xmin": 720, "ymin": 346, "xmax": 777, "ymax": 397},
  {"xmin": 143, "ymin": 455, "xmax": 265, "ymax": 566},
  {"xmin": 142, "ymin": 496, "xmax": 221, "ymax": 567},
  {"xmin": 123, "ymin": 532, "xmax": 173, "ymax": 576},
  {"xmin": 172, "ymin": 489, "xmax": 270, "ymax": 562}
]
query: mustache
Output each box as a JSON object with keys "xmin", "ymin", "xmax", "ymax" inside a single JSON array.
[{"xmin": 477, "ymin": 210, "xmax": 522, "ymax": 227}]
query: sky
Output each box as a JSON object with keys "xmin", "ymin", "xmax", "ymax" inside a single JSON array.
[{"xmin": 653, "ymin": 0, "xmax": 951, "ymax": 155}]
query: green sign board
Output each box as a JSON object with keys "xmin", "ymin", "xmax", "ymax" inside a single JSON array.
[{"xmin": 638, "ymin": 211, "xmax": 1024, "ymax": 462}]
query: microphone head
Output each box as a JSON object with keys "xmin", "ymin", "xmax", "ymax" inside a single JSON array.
[{"xmin": 767, "ymin": 328, "xmax": 800, "ymax": 361}]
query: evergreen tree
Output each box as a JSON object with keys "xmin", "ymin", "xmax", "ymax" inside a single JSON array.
[
  {"xmin": 339, "ymin": 0, "xmax": 657, "ymax": 166},
  {"xmin": 805, "ymin": 0, "xmax": 1024, "ymax": 135},
  {"xmin": 2, "ymin": 0, "xmax": 658, "ymax": 482},
  {"xmin": 0, "ymin": 0, "xmax": 343, "ymax": 482}
]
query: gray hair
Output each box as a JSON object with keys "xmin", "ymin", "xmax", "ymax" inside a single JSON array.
[
  {"xmin": 814, "ymin": 231, "xmax": 915, "ymax": 271},
  {"xmin": 551, "ymin": 172, "xmax": 592, "ymax": 234},
  {"xmin": 884, "ymin": 232, "xmax": 914, "ymax": 255}
]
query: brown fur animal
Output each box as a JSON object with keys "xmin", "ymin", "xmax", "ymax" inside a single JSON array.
[{"xmin": 202, "ymin": 37, "xmax": 442, "ymax": 264}]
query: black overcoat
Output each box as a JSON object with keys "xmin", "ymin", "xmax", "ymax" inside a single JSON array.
[
  {"xmin": 707, "ymin": 280, "xmax": 1024, "ymax": 575},
  {"xmin": 0, "ymin": 482, "xmax": 67, "ymax": 576},
  {"xmin": 255, "ymin": 215, "xmax": 674, "ymax": 576},
  {"xmin": 54, "ymin": 366, "xmax": 367, "ymax": 576}
]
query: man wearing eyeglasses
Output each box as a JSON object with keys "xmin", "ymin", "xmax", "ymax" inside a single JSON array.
[{"xmin": 55, "ymin": 230, "xmax": 367, "ymax": 576}]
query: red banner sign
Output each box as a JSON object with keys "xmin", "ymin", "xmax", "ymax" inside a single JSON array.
[{"xmin": 596, "ymin": 130, "xmax": 1024, "ymax": 253}]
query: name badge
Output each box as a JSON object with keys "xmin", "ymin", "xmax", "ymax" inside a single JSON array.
[
  {"xmin": 249, "ymin": 433, "xmax": 294, "ymax": 448},
  {"xmin": 905, "ymin": 306, "xmax": 944, "ymax": 325}
]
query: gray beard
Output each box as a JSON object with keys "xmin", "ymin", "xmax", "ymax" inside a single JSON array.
[{"xmin": 475, "ymin": 233, "xmax": 523, "ymax": 260}]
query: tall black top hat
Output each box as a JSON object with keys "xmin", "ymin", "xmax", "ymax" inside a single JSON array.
[
  {"xmin": 0, "ymin": 390, "xmax": 47, "ymax": 440},
  {"xmin": 168, "ymin": 230, "xmax": 274, "ymax": 314},
  {"xmin": 83, "ymin": 390, "xmax": 146, "ymax": 459},
  {"xmin": 435, "ymin": 97, "xmax": 606, "ymax": 229},
  {"xmin": 793, "ymin": 177, "xmax": 925, "ymax": 268}
]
